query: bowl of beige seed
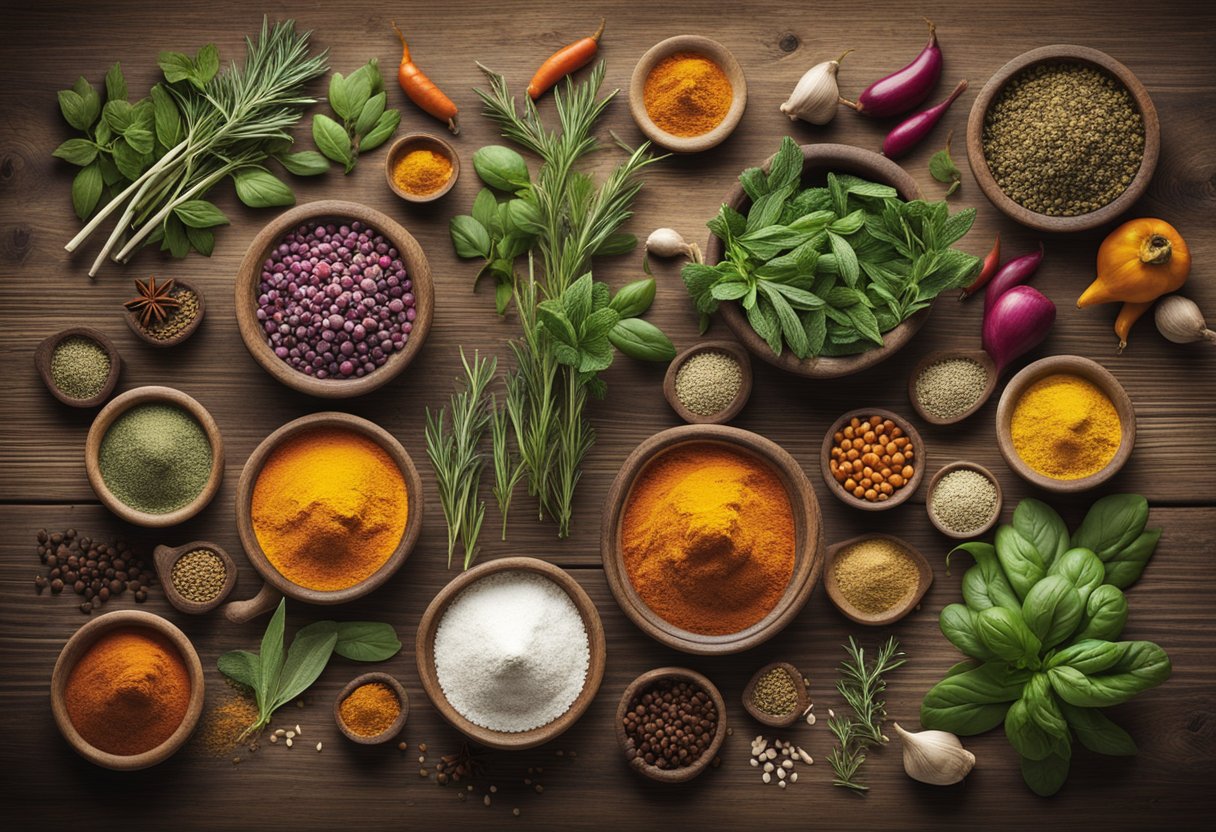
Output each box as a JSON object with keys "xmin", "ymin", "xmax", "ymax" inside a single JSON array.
[{"xmin": 662, "ymin": 340, "xmax": 752, "ymax": 425}]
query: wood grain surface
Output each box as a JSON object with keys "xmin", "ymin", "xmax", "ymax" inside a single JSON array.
[{"xmin": 2, "ymin": 1, "xmax": 1214, "ymax": 829}]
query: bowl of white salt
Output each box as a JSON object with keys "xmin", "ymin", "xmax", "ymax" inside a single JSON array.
[{"xmin": 415, "ymin": 556, "xmax": 607, "ymax": 751}]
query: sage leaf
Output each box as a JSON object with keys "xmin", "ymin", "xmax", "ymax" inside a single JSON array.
[
  {"xmin": 474, "ymin": 145, "xmax": 530, "ymax": 192},
  {"xmin": 233, "ymin": 167, "xmax": 296, "ymax": 208},
  {"xmin": 54, "ymin": 138, "xmax": 98, "ymax": 167},
  {"xmin": 609, "ymin": 278, "xmax": 656, "ymax": 318},
  {"xmin": 450, "ymin": 215, "xmax": 491, "ymax": 259},
  {"xmin": 608, "ymin": 318, "xmax": 676, "ymax": 362},
  {"xmin": 158, "ymin": 51, "xmax": 195, "ymax": 85},
  {"xmin": 334, "ymin": 622, "xmax": 402, "ymax": 662},
  {"xmin": 174, "ymin": 199, "xmax": 229, "ymax": 228},
  {"xmin": 162, "ymin": 214, "xmax": 189, "ymax": 258},
  {"xmin": 312, "ymin": 114, "xmax": 353, "ymax": 166},
  {"xmin": 123, "ymin": 126, "xmax": 155, "ymax": 155},
  {"xmin": 327, "ymin": 72, "xmax": 353, "ymax": 121},
  {"xmin": 57, "ymin": 88, "xmax": 91, "ymax": 131},
  {"xmin": 217, "ymin": 649, "xmax": 261, "ymax": 693},
  {"xmin": 194, "ymin": 44, "xmax": 220, "ymax": 87},
  {"xmin": 359, "ymin": 109, "xmax": 400, "ymax": 153},
  {"xmin": 105, "ymin": 62, "xmax": 127, "ymax": 102},
  {"xmin": 259, "ymin": 598, "xmax": 287, "ymax": 706},
  {"xmin": 70, "ymin": 162, "xmax": 103, "ymax": 220},
  {"xmin": 186, "ymin": 225, "xmax": 215, "ymax": 257},
  {"xmin": 150, "ymin": 84, "xmax": 183, "ymax": 148},
  {"xmin": 271, "ymin": 629, "xmax": 337, "ymax": 711},
  {"xmin": 355, "ymin": 92, "xmax": 386, "ymax": 136},
  {"xmin": 277, "ymin": 150, "xmax": 330, "ymax": 177},
  {"xmin": 343, "ymin": 70, "xmax": 373, "ymax": 119}
]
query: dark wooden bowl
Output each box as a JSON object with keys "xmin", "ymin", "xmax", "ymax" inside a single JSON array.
[
  {"xmin": 741, "ymin": 661, "xmax": 809, "ymax": 729},
  {"xmin": 907, "ymin": 348, "xmax": 998, "ymax": 426},
  {"xmin": 224, "ymin": 411, "xmax": 423, "ymax": 622},
  {"xmin": 823, "ymin": 534, "xmax": 934, "ymax": 627},
  {"xmin": 123, "ymin": 279, "xmax": 206, "ymax": 348},
  {"xmin": 152, "ymin": 540, "xmax": 238, "ymax": 615},
  {"xmin": 819, "ymin": 408, "xmax": 925, "ymax": 512},
  {"xmin": 234, "ymin": 200, "xmax": 434, "ymax": 398},
  {"xmin": 415, "ymin": 557, "xmax": 606, "ymax": 751},
  {"xmin": 615, "ymin": 666, "xmax": 727, "ymax": 783},
  {"xmin": 662, "ymin": 339, "xmax": 753, "ymax": 425},
  {"xmin": 628, "ymin": 36, "xmax": 747, "ymax": 153},
  {"xmin": 966, "ymin": 45, "xmax": 1160, "ymax": 233},
  {"xmin": 926, "ymin": 461, "xmax": 1004, "ymax": 540},
  {"xmin": 85, "ymin": 386, "xmax": 224, "ymax": 528},
  {"xmin": 710, "ymin": 144, "xmax": 927, "ymax": 378},
  {"xmin": 50, "ymin": 609, "xmax": 205, "ymax": 770},
  {"xmin": 602, "ymin": 424, "xmax": 824, "ymax": 655},
  {"xmin": 995, "ymin": 355, "xmax": 1136, "ymax": 493},
  {"xmin": 334, "ymin": 672, "xmax": 409, "ymax": 745},
  {"xmin": 384, "ymin": 133, "xmax": 459, "ymax": 203},
  {"xmin": 34, "ymin": 326, "xmax": 122, "ymax": 408}
]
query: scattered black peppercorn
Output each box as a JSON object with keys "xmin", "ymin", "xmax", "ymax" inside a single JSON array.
[
  {"xmin": 33, "ymin": 528, "xmax": 155, "ymax": 613},
  {"xmin": 622, "ymin": 678, "xmax": 719, "ymax": 771}
]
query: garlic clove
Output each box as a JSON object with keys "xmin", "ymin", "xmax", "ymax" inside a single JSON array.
[
  {"xmin": 1155, "ymin": 294, "xmax": 1216, "ymax": 345},
  {"xmin": 892, "ymin": 722, "xmax": 976, "ymax": 786},
  {"xmin": 780, "ymin": 50, "xmax": 852, "ymax": 126},
  {"xmin": 645, "ymin": 228, "xmax": 692, "ymax": 259}
]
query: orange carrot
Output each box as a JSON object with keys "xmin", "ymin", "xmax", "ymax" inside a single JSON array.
[
  {"xmin": 391, "ymin": 22, "xmax": 459, "ymax": 134},
  {"xmin": 527, "ymin": 19, "xmax": 606, "ymax": 100}
]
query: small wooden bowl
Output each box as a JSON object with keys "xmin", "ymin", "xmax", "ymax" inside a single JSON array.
[
  {"xmin": 226, "ymin": 412, "xmax": 423, "ymax": 620},
  {"xmin": 824, "ymin": 534, "xmax": 934, "ymax": 627},
  {"xmin": 152, "ymin": 540, "xmax": 238, "ymax": 615},
  {"xmin": 662, "ymin": 340, "xmax": 753, "ymax": 425},
  {"xmin": 711, "ymin": 144, "xmax": 927, "ymax": 378},
  {"xmin": 628, "ymin": 35, "xmax": 747, "ymax": 153},
  {"xmin": 926, "ymin": 461, "xmax": 1004, "ymax": 540},
  {"xmin": 123, "ymin": 279, "xmax": 206, "ymax": 348},
  {"xmin": 415, "ymin": 557, "xmax": 606, "ymax": 751},
  {"xmin": 602, "ymin": 424, "xmax": 824, "ymax": 655},
  {"xmin": 85, "ymin": 386, "xmax": 224, "ymax": 528},
  {"xmin": 50, "ymin": 609, "xmax": 205, "ymax": 770},
  {"xmin": 741, "ymin": 661, "xmax": 809, "ymax": 729},
  {"xmin": 908, "ymin": 349, "xmax": 998, "ymax": 426},
  {"xmin": 334, "ymin": 672, "xmax": 409, "ymax": 745},
  {"xmin": 615, "ymin": 667, "xmax": 727, "ymax": 783},
  {"xmin": 966, "ymin": 45, "xmax": 1160, "ymax": 233},
  {"xmin": 819, "ymin": 408, "xmax": 925, "ymax": 512},
  {"xmin": 996, "ymin": 355, "xmax": 1136, "ymax": 493},
  {"xmin": 384, "ymin": 133, "xmax": 459, "ymax": 203},
  {"xmin": 35, "ymin": 326, "xmax": 122, "ymax": 408},
  {"xmin": 234, "ymin": 200, "xmax": 434, "ymax": 399}
]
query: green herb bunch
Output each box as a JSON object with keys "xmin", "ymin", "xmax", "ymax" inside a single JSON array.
[
  {"xmin": 59, "ymin": 18, "xmax": 328, "ymax": 276},
  {"xmin": 217, "ymin": 600, "xmax": 402, "ymax": 740},
  {"xmin": 827, "ymin": 637, "xmax": 906, "ymax": 793},
  {"xmin": 682, "ymin": 136, "xmax": 981, "ymax": 359},
  {"xmin": 312, "ymin": 59, "xmax": 401, "ymax": 173},
  {"xmin": 921, "ymin": 495, "xmax": 1171, "ymax": 796},
  {"xmin": 448, "ymin": 63, "xmax": 674, "ymax": 538}
]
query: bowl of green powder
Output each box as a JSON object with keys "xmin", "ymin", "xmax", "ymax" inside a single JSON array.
[
  {"xmin": 85, "ymin": 386, "xmax": 224, "ymax": 527},
  {"xmin": 35, "ymin": 327, "xmax": 122, "ymax": 408}
]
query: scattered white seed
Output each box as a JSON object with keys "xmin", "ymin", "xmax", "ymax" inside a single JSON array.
[
  {"xmin": 779, "ymin": 779, "xmax": 788, "ymax": 789},
  {"xmin": 762, "ymin": 772, "xmax": 771, "ymax": 784},
  {"xmin": 782, "ymin": 759, "xmax": 794, "ymax": 770},
  {"xmin": 790, "ymin": 772, "xmax": 799, "ymax": 783},
  {"xmin": 766, "ymin": 748, "xmax": 778, "ymax": 760},
  {"xmin": 490, "ymin": 786, "xmax": 498, "ymax": 794},
  {"xmin": 286, "ymin": 731, "xmax": 296, "ymax": 739},
  {"xmin": 484, "ymin": 795, "xmax": 491, "ymax": 807},
  {"xmin": 285, "ymin": 738, "xmax": 293, "ymax": 748},
  {"xmin": 269, "ymin": 735, "xmax": 278, "ymax": 744},
  {"xmin": 777, "ymin": 768, "xmax": 786, "ymax": 780},
  {"xmin": 807, "ymin": 713, "xmax": 817, "ymax": 726},
  {"xmin": 797, "ymin": 747, "xmax": 813, "ymax": 765},
  {"xmin": 828, "ymin": 708, "xmax": 836, "ymax": 718},
  {"xmin": 763, "ymin": 762, "xmax": 774, "ymax": 773},
  {"xmin": 781, "ymin": 746, "xmax": 791, "ymax": 757},
  {"xmin": 275, "ymin": 729, "xmax": 286, "ymax": 736},
  {"xmin": 749, "ymin": 758, "xmax": 759, "ymax": 768},
  {"xmin": 756, "ymin": 739, "xmax": 769, "ymax": 754},
  {"xmin": 316, "ymin": 742, "xmax": 323, "ymax": 752},
  {"xmin": 419, "ymin": 755, "xmax": 426, "ymax": 764}
]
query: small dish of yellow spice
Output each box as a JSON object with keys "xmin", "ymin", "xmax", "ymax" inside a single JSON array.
[
  {"xmin": 385, "ymin": 133, "xmax": 458, "ymax": 202},
  {"xmin": 630, "ymin": 36, "xmax": 747, "ymax": 153},
  {"xmin": 824, "ymin": 534, "xmax": 932, "ymax": 626},
  {"xmin": 335, "ymin": 672, "xmax": 408, "ymax": 744}
]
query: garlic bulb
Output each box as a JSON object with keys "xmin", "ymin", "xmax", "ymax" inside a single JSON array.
[
  {"xmin": 1155, "ymin": 294, "xmax": 1215, "ymax": 345},
  {"xmin": 892, "ymin": 723, "xmax": 975, "ymax": 786},
  {"xmin": 780, "ymin": 50, "xmax": 852, "ymax": 125},
  {"xmin": 646, "ymin": 228, "xmax": 701, "ymax": 262}
]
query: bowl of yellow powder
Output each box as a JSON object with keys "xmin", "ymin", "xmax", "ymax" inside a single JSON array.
[
  {"xmin": 385, "ymin": 132, "xmax": 458, "ymax": 203},
  {"xmin": 824, "ymin": 534, "xmax": 933, "ymax": 627},
  {"xmin": 996, "ymin": 355, "xmax": 1136, "ymax": 492},
  {"xmin": 629, "ymin": 35, "xmax": 747, "ymax": 153},
  {"xmin": 235, "ymin": 412, "xmax": 423, "ymax": 605},
  {"xmin": 602, "ymin": 424, "xmax": 824, "ymax": 655}
]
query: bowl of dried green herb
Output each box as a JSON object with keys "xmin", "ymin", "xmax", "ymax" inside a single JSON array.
[{"xmin": 35, "ymin": 327, "xmax": 122, "ymax": 408}]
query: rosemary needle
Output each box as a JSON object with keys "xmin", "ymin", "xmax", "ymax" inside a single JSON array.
[{"xmin": 827, "ymin": 637, "xmax": 907, "ymax": 793}]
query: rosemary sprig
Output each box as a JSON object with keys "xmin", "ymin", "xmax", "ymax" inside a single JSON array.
[
  {"xmin": 827, "ymin": 715, "xmax": 869, "ymax": 792},
  {"xmin": 490, "ymin": 394, "xmax": 525, "ymax": 540},
  {"xmin": 827, "ymin": 637, "xmax": 907, "ymax": 793}
]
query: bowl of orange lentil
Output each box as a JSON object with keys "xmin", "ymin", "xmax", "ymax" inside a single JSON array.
[{"xmin": 820, "ymin": 410, "xmax": 926, "ymax": 512}]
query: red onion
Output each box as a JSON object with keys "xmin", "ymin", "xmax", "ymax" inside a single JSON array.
[
  {"xmin": 983, "ymin": 285, "xmax": 1056, "ymax": 372},
  {"xmin": 841, "ymin": 18, "xmax": 942, "ymax": 117},
  {"xmin": 881, "ymin": 80, "xmax": 967, "ymax": 158},
  {"xmin": 984, "ymin": 243, "xmax": 1045, "ymax": 315}
]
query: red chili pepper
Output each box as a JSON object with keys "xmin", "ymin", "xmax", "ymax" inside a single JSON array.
[{"xmin": 959, "ymin": 234, "xmax": 1001, "ymax": 301}]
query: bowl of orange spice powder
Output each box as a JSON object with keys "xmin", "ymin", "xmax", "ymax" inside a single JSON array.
[
  {"xmin": 385, "ymin": 132, "xmax": 459, "ymax": 203},
  {"xmin": 335, "ymin": 672, "xmax": 409, "ymax": 744},
  {"xmin": 601, "ymin": 424, "xmax": 824, "ymax": 655},
  {"xmin": 224, "ymin": 412, "xmax": 423, "ymax": 622},
  {"xmin": 51, "ymin": 609, "xmax": 204, "ymax": 770},
  {"xmin": 629, "ymin": 35, "xmax": 747, "ymax": 153}
]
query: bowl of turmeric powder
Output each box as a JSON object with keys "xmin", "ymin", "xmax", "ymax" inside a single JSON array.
[
  {"xmin": 51, "ymin": 610, "xmax": 205, "ymax": 770},
  {"xmin": 385, "ymin": 133, "xmax": 459, "ymax": 203},
  {"xmin": 601, "ymin": 424, "xmax": 824, "ymax": 655}
]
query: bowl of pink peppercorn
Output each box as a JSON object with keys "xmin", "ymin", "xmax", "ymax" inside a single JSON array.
[{"xmin": 235, "ymin": 200, "xmax": 434, "ymax": 399}]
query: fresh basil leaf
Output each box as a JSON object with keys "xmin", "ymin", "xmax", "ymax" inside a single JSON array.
[
  {"xmin": 328, "ymin": 72, "xmax": 357, "ymax": 122},
  {"xmin": 123, "ymin": 126, "xmax": 154, "ymax": 155},
  {"xmin": 1047, "ymin": 641, "xmax": 1171, "ymax": 707},
  {"xmin": 494, "ymin": 280, "xmax": 513, "ymax": 316},
  {"xmin": 175, "ymin": 199, "xmax": 229, "ymax": 229},
  {"xmin": 450, "ymin": 215, "xmax": 491, "ymax": 259},
  {"xmin": 162, "ymin": 213, "xmax": 190, "ymax": 258},
  {"xmin": 471, "ymin": 189, "xmax": 498, "ymax": 229},
  {"xmin": 1022, "ymin": 575, "xmax": 1084, "ymax": 650},
  {"xmin": 827, "ymin": 232, "xmax": 859, "ymax": 286},
  {"xmin": 332, "ymin": 621, "xmax": 402, "ymax": 662},
  {"xmin": 149, "ymin": 84, "xmax": 183, "ymax": 149},
  {"xmin": 193, "ymin": 44, "xmax": 220, "ymax": 86},
  {"xmin": 313, "ymin": 113, "xmax": 353, "ymax": 167},
  {"xmin": 995, "ymin": 525, "xmax": 1047, "ymax": 600},
  {"xmin": 1070, "ymin": 494, "xmax": 1149, "ymax": 560},
  {"xmin": 1103, "ymin": 527, "xmax": 1161, "ymax": 589},
  {"xmin": 1045, "ymin": 639, "xmax": 1123, "ymax": 675},
  {"xmin": 474, "ymin": 145, "xmax": 530, "ymax": 192},
  {"xmin": 359, "ymin": 109, "xmax": 400, "ymax": 153},
  {"xmin": 1058, "ymin": 703, "xmax": 1137, "ymax": 756},
  {"xmin": 111, "ymin": 139, "xmax": 149, "ymax": 181},
  {"xmin": 977, "ymin": 606, "xmax": 1042, "ymax": 667},
  {"xmin": 951, "ymin": 542, "xmax": 1021, "ymax": 613},
  {"xmin": 217, "ymin": 649, "xmax": 261, "ymax": 692},
  {"xmin": 355, "ymin": 92, "xmax": 387, "ymax": 136},
  {"xmin": 920, "ymin": 661, "xmax": 1031, "ymax": 736},
  {"xmin": 104, "ymin": 62, "xmax": 127, "ymax": 102},
  {"xmin": 57, "ymin": 88, "xmax": 91, "ymax": 131},
  {"xmin": 1021, "ymin": 745, "xmax": 1070, "ymax": 797},
  {"xmin": 1073, "ymin": 585, "xmax": 1128, "ymax": 642},
  {"xmin": 1005, "ymin": 696, "xmax": 1057, "ymax": 761},
  {"xmin": 940, "ymin": 603, "xmax": 996, "ymax": 661},
  {"xmin": 929, "ymin": 147, "xmax": 960, "ymax": 184},
  {"xmin": 158, "ymin": 51, "xmax": 196, "ymax": 85},
  {"xmin": 1047, "ymin": 548, "xmax": 1105, "ymax": 608},
  {"xmin": 186, "ymin": 225, "xmax": 215, "ymax": 257},
  {"xmin": 610, "ymin": 279, "xmax": 656, "ymax": 318},
  {"xmin": 277, "ymin": 150, "xmax": 330, "ymax": 177},
  {"xmin": 54, "ymin": 138, "xmax": 98, "ymax": 167},
  {"xmin": 608, "ymin": 318, "xmax": 675, "ymax": 362},
  {"xmin": 233, "ymin": 167, "xmax": 295, "ymax": 208},
  {"xmin": 271, "ymin": 629, "xmax": 337, "ymax": 711},
  {"xmin": 1012, "ymin": 499, "xmax": 1070, "ymax": 567},
  {"xmin": 70, "ymin": 162, "xmax": 103, "ymax": 220}
]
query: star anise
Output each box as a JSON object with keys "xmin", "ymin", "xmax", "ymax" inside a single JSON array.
[{"xmin": 124, "ymin": 276, "xmax": 181, "ymax": 328}]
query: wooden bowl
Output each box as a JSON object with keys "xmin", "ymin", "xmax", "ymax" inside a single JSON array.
[
  {"xmin": 662, "ymin": 340, "xmax": 753, "ymax": 425},
  {"xmin": 123, "ymin": 279, "xmax": 206, "ymax": 348},
  {"xmin": 384, "ymin": 133, "xmax": 459, "ymax": 203},
  {"xmin": 823, "ymin": 534, "xmax": 934, "ymax": 627},
  {"xmin": 966, "ymin": 45, "xmax": 1160, "ymax": 233},
  {"xmin": 334, "ymin": 672, "xmax": 409, "ymax": 745},
  {"xmin": 615, "ymin": 667, "xmax": 727, "ymax": 783},
  {"xmin": 152, "ymin": 540, "xmax": 238, "ymax": 615},
  {"xmin": 225, "ymin": 412, "xmax": 423, "ymax": 621},
  {"xmin": 926, "ymin": 461, "xmax": 1004, "ymax": 540},
  {"xmin": 908, "ymin": 348, "xmax": 998, "ymax": 426},
  {"xmin": 234, "ymin": 200, "xmax": 434, "ymax": 398},
  {"xmin": 35, "ymin": 326, "xmax": 122, "ymax": 408},
  {"xmin": 50, "ymin": 609, "xmax": 205, "ymax": 770},
  {"xmin": 710, "ymin": 144, "xmax": 928, "ymax": 378},
  {"xmin": 602, "ymin": 424, "xmax": 824, "ymax": 655},
  {"xmin": 628, "ymin": 35, "xmax": 747, "ymax": 153},
  {"xmin": 85, "ymin": 386, "xmax": 224, "ymax": 528},
  {"xmin": 741, "ymin": 661, "xmax": 809, "ymax": 729},
  {"xmin": 995, "ymin": 355, "xmax": 1136, "ymax": 492},
  {"xmin": 415, "ymin": 557, "xmax": 606, "ymax": 751},
  {"xmin": 819, "ymin": 408, "xmax": 925, "ymax": 512}
]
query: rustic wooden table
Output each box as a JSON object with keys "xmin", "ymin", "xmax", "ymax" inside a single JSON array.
[{"xmin": 3, "ymin": 1, "xmax": 1213, "ymax": 828}]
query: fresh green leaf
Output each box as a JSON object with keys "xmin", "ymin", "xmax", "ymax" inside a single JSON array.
[
  {"xmin": 1046, "ymin": 639, "xmax": 1123, "ymax": 675},
  {"xmin": 1059, "ymin": 703, "xmax": 1137, "ymax": 756},
  {"xmin": 827, "ymin": 232, "xmax": 860, "ymax": 286},
  {"xmin": 474, "ymin": 145, "xmax": 530, "ymax": 192},
  {"xmin": 471, "ymin": 189, "xmax": 498, "ymax": 228},
  {"xmin": 174, "ymin": 199, "xmax": 229, "ymax": 228},
  {"xmin": 57, "ymin": 88, "xmax": 92, "ymax": 131},
  {"xmin": 920, "ymin": 661, "xmax": 1031, "ymax": 736},
  {"xmin": 70, "ymin": 162, "xmax": 103, "ymax": 220},
  {"xmin": 1047, "ymin": 641, "xmax": 1171, "ymax": 707},
  {"xmin": 977, "ymin": 606, "xmax": 1042, "ymax": 667},
  {"xmin": 105, "ymin": 62, "xmax": 127, "ymax": 102},
  {"xmin": 54, "ymin": 138, "xmax": 98, "ymax": 167},
  {"xmin": 149, "ymin": 84, "xmax": 183, "ymax": 148},
  {"xmin": 270, "ymin": 628, "xmax": 337, "ymax": 711},
  {"xmin": 995, "ymin": 525, "xmax": 1047, "ymax": 600},
  {"xmin": 162, "ymin": 213, "xmax": 190, "ymax": 258},
  {"xmin": 1103, "ymin": 527, "xmax": 1161, "ymax": 589},
  {"xmin": 450, "ymin": 215, "xmax": 491, "ymax": 259},
  {"xmin": 277, "ymin": 150, "xmax": 330, "ymax": 176},
  {"xmin": 1070, "ymin": 494, "xmax": 1149, "ymax": 560},
  {"xmin": 1048, "ymin": 548, "xmax": 1106, "ymax": 608},
  {"xmin": 359, "ymin": 109, "xmax": 400, "ymax": 152},
  {"xmin": 194, "ymin": 44, "xmax": 220, "ymax": 87},
  {"xmin": 609, "ymin": 279, "xmax": 656, "ymax": 318},
  {"xmin": 259, "ymin": 599, "xmax": 288, "ymax": 706},
  {"xmin": 1022, "ymin": 576, "xmax": 1084, "ymax": 650},
  {"xmin": 158, "ymin": 50, "xmax": 196, "ymax": 85},
  {"xmin": 233, "ymin": 167, "xmax": 295, "ymax": 207},
  {"xmin": 327, "ymin": 72, "xmax": 354, "ymax": 121},
  {"xmin": 608, "ymin": 318, "xmax": 676, "ymax": 362},
  {"xmin": 950, "ymin": 542, "xmax": 1021, "ymax": 612},
  {"xmin": 186, "ymin": 225, "xmax": 215, "ymax": 257},
  {"xmin": 312, "ymin": 114, "xmax": 353, "ymax": 166},
  {"xmin": 123, "ymin": 126, "xmax": 155, "ymax": 155},
  {"xmin": 596, "ymin": 232, "xmax": 637, "ymax": 257},
  {"xmin": 765, "ymin": 136, "xmax": 803, "ymax": 193},
  {"xmin": 1005, "ymin": 696, "xmax": 1057, "ymax": 761},
  {"xmin": 1021, "ymin": 746, "xmax": 1071, "ymax": 797},
  {"xmin": 1013, "ymin": 499, "xmax": 1070, "ymax": 567},
  {"xmin": 355, "ymin": 92, "xmax": 386, "ymax": 136},
  {"xmin": 1073, "ymin": 585, "xmax": 1128, "ymax": 642},
  {"xmin": 940, "ymin": 603, "xmax": 997, "ymax": 661},
  {"xmin": 217, "ymin": 649, "xmax": 261, "ymax": 692}
]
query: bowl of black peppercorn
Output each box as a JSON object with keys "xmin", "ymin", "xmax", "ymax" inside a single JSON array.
[{"xmin": 616, "ymin": 666, "xmax": 727, "ymax": 783}]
